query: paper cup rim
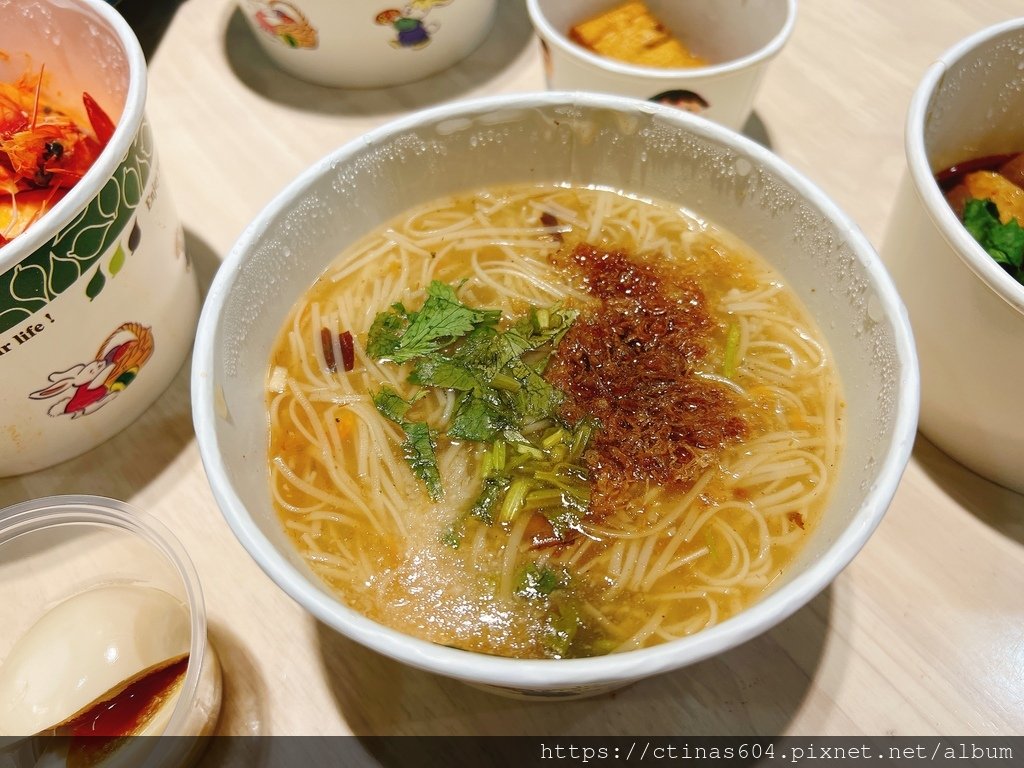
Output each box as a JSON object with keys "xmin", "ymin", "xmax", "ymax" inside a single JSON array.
[
  {"xmin": 525, "ymin": 0, "xmax": 797, "ymax": 81},
  {"xmin": 0, "ymin": 0, "xmax": 148, "ymax": 273},
  {"xmin": 904, "ymin": 16, "xmax": 1024, "ymax": 316}
]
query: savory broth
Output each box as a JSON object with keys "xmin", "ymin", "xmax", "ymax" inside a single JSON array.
[{"xmin": 266, "ymin": 184, "xmax": 843, "ymax": 659}]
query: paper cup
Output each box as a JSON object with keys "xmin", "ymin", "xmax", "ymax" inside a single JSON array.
[
  {"xmin": 881, "ymin": 18, "xmax": 1024, "ymax": 495},
  {"xmin": 526, "ymin": 0, "xmax": 796, "ymax": 131},
  {"xmin": 0, "ymin": 0, "xmax": 199, "ymax": 476}
]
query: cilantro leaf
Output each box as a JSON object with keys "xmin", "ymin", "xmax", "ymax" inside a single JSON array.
[
  {"xmin": 365, "ymin": 303, "xmax": 410, "ymax": 360},
  {"xmin": 401, "ymin": 421, "xmax": 443, "ymax": 502},
  {"xmin": 372, "ymin": 385, "xmax": 413, "ymax": 424},
  {"xmin": 451, "ymin": 324, "xmax": 507, "ymax": 380},
  {"xmin": 367, "ymin": 286, "xmax": 586, "ymax": 526},
  {"xmin": 515, "ymin": 563, "xmax": 564, "ymax": 600},
  {"xmin": 409, "ymin": 356, "xmax": 479, "ymax": 391},
  {"xmin": 448, "ymin": 391, "xmax": 506, "ymax": 442},
  {"xmin": 468, "ymin": 475, "xmax": 511, "ymax": 525},
  {"xmin": 502, "ymin": 358, "xmax": 564, "ymax": 423},
  {"xmin": 372, "ymin": 386, "xmax": 442, "ymax": 500},
  {"xmin": 987, "ymin": 218, "xmax": 1024, "ymax": 270},
  {"xmin": 963, "ymin": 198, "xmax": 1000, "ymax": 243},
  {"xmin": 962, "ymin": 198, "xmax": 1024, "ymax": 282},
  {"xmin": 370, "ymin": 281, "xmax": 501, "ymax": 364}
]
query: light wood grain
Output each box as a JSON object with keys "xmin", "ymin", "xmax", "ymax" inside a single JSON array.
[{"xmin": 1, "ymin": 0, "xmax": 1021, "ymax": 741}]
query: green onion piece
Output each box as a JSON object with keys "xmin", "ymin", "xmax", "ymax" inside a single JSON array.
[
  {"xmin": 498, "ymin": 478, "xmax": 533, "ymax": 524},
  {"xmin": 545, "ymin": 598, "xmax": 581, "ymax": 658},
  {"xmin": 555, "ymin": 488, "xmax": 590, "ymax": 517},
  {"xmin": 515, "ymin": 443, "xmax": 545, "ymax": 460},
  {"xmin": 479, "ymin": 451, "xmax": 493, "ymax": 479},
  {"xmin": 441, "ymin": 524, "xmax": 462, "ymax": 549},
  {"xmin": 590, "ymin": 638, "xmax": 618, "ymax": 656},
  {"xmin": 544, "ymin": 505, "xmax": 582, "ymax": 539},
  {"xmin": 532, "ymin": 468, "xmax": 569, "ymax": 485},
  {"xmin": 469, "ymin": 475, "xmax": 511, "ymax": 524},
  {"xmin": 549, "ymin": 444, "xmax": 568, "ymax": 462},
  {"xmin": 490, "ymin": 372, "xmax": 522, "ymax": 392},
  {"xmin": 541, "ymin": 427, "xmax": 567, "ymax": 449},
  {"xmin": 491, "ymin": 440, "xmax": 507, "ymax": 471},
  {"xmin": 569, "ymin": 419, "xmax": 596, "ymax": 461},
  {"xmin": 723, "ymin": 322, "xmax": 741, "ymax": 378},
  {"xmin": 534, "ymin": 308, "xmax": 551, "ymax": 331},
  {"xmin": 499, "ymin": 453, "xmax": 529, "ymax": 472},
  {"xmin": 559, "ymin": 463, "xmax": 589, "ymax": 483},
  {"xmin": 523, "ymin": 487, "xmax": 566, "ymax": 512}
]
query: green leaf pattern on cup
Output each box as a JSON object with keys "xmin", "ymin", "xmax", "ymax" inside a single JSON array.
[
  {"xmin": 9, "ymin": 263, "xmax": 48, "ymax": 304},
  {"xmin": 0, "ymin": 120, "xmax": 155, "ymax": 333},
  {"xmin": 86, "ymin": 269, "xmax": 106, "ymax": 300},
  {"xmin": 109, "ymin": 245, "xmax": 126, "ymax": 276},
  {"xmin": 49, "ymin": 251, "xmax": 91, "ymax": 295}
]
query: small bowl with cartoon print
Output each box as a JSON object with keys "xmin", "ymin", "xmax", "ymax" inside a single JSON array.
[{"xmin": 238, "ymin": 0, "xmax": 497, "ymax": 88}]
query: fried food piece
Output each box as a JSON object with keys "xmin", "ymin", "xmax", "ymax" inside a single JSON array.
[
  {"xmin": 569, "ymin": 1, "xmax": 706, "ymax": 69},
  {"xmin": 964, "ymin": 170, "xmax": 1024, "ymax": 225}
]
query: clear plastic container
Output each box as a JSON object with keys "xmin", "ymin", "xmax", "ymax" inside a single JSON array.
[{"xmin": 0, "ymin": 496, "xmax": 221, "ymax": 765}]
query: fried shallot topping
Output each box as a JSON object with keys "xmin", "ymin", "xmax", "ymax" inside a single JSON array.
[{"xmin": 545, "ymin": 244, "xmax": 747, "ymax": 518}]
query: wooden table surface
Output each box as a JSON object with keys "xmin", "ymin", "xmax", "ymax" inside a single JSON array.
[{"xmin": 1, "ymin": 0, "xmax": 1022, "ymax": 740}]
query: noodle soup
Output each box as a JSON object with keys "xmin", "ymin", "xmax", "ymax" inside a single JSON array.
[{"xmin": 266, "ymin": 184, "xmax": 843, "ymax": 660}]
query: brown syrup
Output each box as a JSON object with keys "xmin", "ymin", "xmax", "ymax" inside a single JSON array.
[{"xmin": 57, "ymin": 655, "xmax": 189, "ymax": 738}]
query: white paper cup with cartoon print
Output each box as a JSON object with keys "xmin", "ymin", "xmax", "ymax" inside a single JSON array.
[
  {"xmin": 880, "ymin": 19, "xmax": 1024, "ymax": 495},
  {"xmin": 526, "ymin": 0, "xmax": 796, "ymax": 131},
  {"xmin": 0, "ymin": 0, "xmax": 199, "ymax": 476},
  {"xmin": 238, "ymin": 0, "xmax": 497, "ymax": 88}
]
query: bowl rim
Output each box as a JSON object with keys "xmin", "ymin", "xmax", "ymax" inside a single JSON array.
[
  {"xmin": 0, "ymin": 494, "xmax": 208, "ymax": 735},
  {"xmin": 525, "ymin": 0, "xmax": 798, "ymax": 81},
  {"xmin": 904, "ymin": 16, "xmax": 1024, "ymax": 317},
  {"xmin": 0, "ymin": 0, "xmax": 147, "ymax": 272},
  {"xmin": 192, "ymin": 91, "xmax": 919, "ymax": 690}
]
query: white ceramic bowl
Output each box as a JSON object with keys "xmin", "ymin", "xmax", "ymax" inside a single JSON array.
[
  {"xmin": 238, "ymin": 0, "xmax": 497, "ymax": 88},
  {"xmin": 526, "ymin": 0, "xmax": 796, "ymax": 131},
  {"xmin": 0, "ymin": 0, "xmax": 199, "ymax": 476},
  {"xmin": 881, "ymin": 19, "xmax": 1024, "ymax": 495},
  {"xmin": 193, "ymin": 93, "xmax": 918, "ymax": 697}
]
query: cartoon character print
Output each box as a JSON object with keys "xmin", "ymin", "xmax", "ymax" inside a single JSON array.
[
  {"xmin": 30, "ymin": 322, "xmax": 154, "ymax": 419},
  {"xmin": 250, "ymin": 0, "xmax": 319, "ymax": 49},
  {"xmin": 375, "ymin": 0, "xmax": 454, "ymax": 49},
  {"xmin": 649, "ymin": 89, "xmax": 710, "ymax": 115}
]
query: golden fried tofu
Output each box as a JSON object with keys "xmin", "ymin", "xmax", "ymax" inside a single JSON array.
[
  {"xmin": 569, "ymin": 1, "xmax": 706, "ymax": 69},
  {"xmin": 964, "ymin": 170, "xmax": 1024, "ymax": 225}
]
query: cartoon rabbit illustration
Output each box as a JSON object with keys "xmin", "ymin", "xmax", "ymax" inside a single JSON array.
[
  {"xmin": 249, "ymin": 0, "xmax": 319, "ymax": 49},
  {"xmin": 30, "ymin": 322, "xmax": 155, "ymax": 419}
]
